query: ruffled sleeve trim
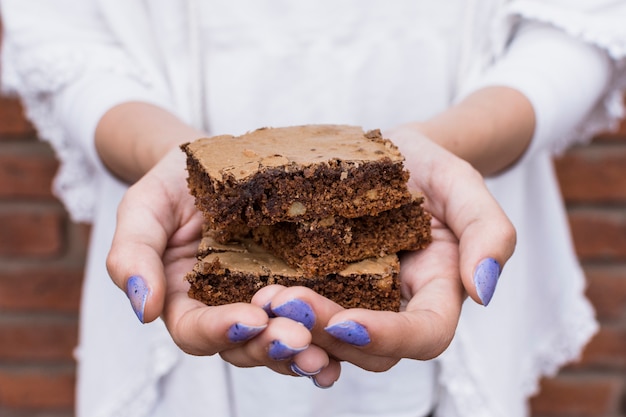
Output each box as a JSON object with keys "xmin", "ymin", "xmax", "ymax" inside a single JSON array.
[
  {"xmin": 1, "ymin": 42, "xmax": 171, "ymax": 223},
  {"xmin": 438, "ymin": 292, "xmax": 598, "ymax": 417},
  {"xmin": 508, "ymin": 1, "xmax": 626, "ymax": 59},
  {"xmin": 91, "ymin": 332, "xmax": 181, "ymax": 417},
  {"xmin": 507, "ymin": 0, "xmax": 626, "ymax": 154}
]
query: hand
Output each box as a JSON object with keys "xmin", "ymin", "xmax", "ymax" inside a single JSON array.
[
  {"xmin": 255, "ymin": 130, "xmax": 516, "ymax": 371},
  {"xmin": 105, "ymin": 146, "xmax": 341, "ymax": 386},
  {"xmin": 252, "ymin": 216, "xmax": 461, "ymax": 373}
]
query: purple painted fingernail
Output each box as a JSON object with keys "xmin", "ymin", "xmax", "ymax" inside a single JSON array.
[
  {"xmin": 290, "ymin": 362, "xmax": 321, "ymax": 377},
  {"xmin": 228, "ymin": 323, "xmax": 267, "ymax": 343},
  {"xmin": 324, "ymin": 321, "xmax": 370, "ymax": 346},
  {"xmin": 262, "ymin": 302, "xmax": 277, "ymax": 318},
  {"xmin": 126, "ymin": 275, "xmax": 150, "ymax": 323},
  {"xmin": 474, "ymin": 258, "xmax": 501, "ymax": 307},
  {"xmin": 311, "ymin": 376, "xmax": 334, "ymax": 389},
  {"xmin": 268, "ymin": 340, "xmax": 307, "ymax": 361},
  {"xmin": 272, "ymin": 299, "xmax": 316, "ymax": 330},
  {"xmin": 291, "ymin": 363, "xmax": 330, "ymax": 389}
]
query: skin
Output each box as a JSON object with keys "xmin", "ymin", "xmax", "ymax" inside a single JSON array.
[{"xmin": 100, "ymin": 85, "xmax": 526, "ymax": 386}]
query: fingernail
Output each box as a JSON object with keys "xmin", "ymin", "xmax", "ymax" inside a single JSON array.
[
  {"xmin": 228, "ymin": 323, "xmax": 267, "ymax": 343},
  {"xmin": 474, "ymin": 258, "xmax": 501, "ymax": 307},
  {"xmin": 262, "ymin": 302, "xmax": 276, "ymax": 318},
  {"xmin": 272, "ymin": 299, "xmax": 316, "ymax": 330},
  {"xmin": 324, "ymin": 321, "xmax": 370, "ymax": 346},
  {"xmin": 126, "ymin": 275, "xmax": 150, "ymax": 323},
  {"xmin": 290, "ymin": 362, "xmax": 321, "ymax": 377},
  {"xmin": 311, "ymin": 376, "xmax": 334, "ymax": 389},
  {"xmin": 291, "ymin": 363, "xmax": 331, "ymax": 389},
  {"xmin": 268, "ymin": 340, "xmax": 307, "ymax": 361}
]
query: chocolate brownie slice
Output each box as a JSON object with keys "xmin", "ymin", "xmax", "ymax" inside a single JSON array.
[
  {"xmin": 181, "ymin": 125, "xmax": 412, "ymax": 236},
  {"xmin": 186, "ymin": 235, "xmax": 402, "ymax": 311},
  {"xmin": 250, "ymin": 194, "xmax": 432, "ymax": 275}
]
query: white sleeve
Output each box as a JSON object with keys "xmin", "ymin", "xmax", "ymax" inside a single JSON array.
[
  {"xmin": 458, "ymin": 0, "xmax": 626, "ymax": 167},
  {"xmin": 0, "ymin": 0, "xmax": 173, "ymax": 222},
  {"xmin": 460, "ymin": 21, "xmax": 614, "ymax": 165}
]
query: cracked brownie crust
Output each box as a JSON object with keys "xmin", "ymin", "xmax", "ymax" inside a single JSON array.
[
  {"xmin": 182, "ymin": 124, "xmax": 432, "ymax": 311},
  {"xmin": 181, "ymin": 125, "xmax": 412, "ymax": 235}
]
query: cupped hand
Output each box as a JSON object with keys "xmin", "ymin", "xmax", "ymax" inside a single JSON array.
[
  {"xmin": 256, "ymin": 129, "xmax": 516, "ymax": 371},
  {"xmin": 105, "ymin": 146, "xmax": 340, "ymax": 385},
  {"xmin": 254, "ymin": 216, "xmax": 461, "ymax": 372}
]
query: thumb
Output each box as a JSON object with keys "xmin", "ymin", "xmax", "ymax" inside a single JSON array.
[
  {"xmin": 397, "ymin": 136, "xmax": 516, "ymax": 306},
  {"xmin": 455, "ymin": 188, "xmax": 516, "ymax": 306},
  {"xmin": 106, "ymin": 177, "xmax": 171, "ymax": 323},
  {"xmin": 431, "ymin": 162, "xmax": 516, "ymax": 306}
]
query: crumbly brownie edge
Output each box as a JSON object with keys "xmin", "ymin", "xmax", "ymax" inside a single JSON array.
[
  {"xmin": 252, "ymin": 200, "xmax": 432, "ymax": 275},
  {"xmin": 182, "ymin": 143, "xmax": 249, "ymax": 228},
  {"xmin": 183, "ymin": 141, "xmax": 412, "ymax": 231},
  {"xmin": 186, "ymin": 257, "xmax": 402, "ymax": 311}
]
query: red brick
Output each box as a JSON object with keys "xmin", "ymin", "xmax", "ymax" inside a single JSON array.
[
  {"xmin": 0, "ymin": 142, "xmax": 58, "ymax": 199},
  {"xmin": 568, "ymin": 208, "xmax": 626, "ymax": 262},
  {"xmin": 555, "ymin": 144, "xmax": 626, "ymax": 204},
  {"xmin": 0, "ymin": 407, "xmax": 74, "ymax": 417},
  {"xmin": 584, "ymin": 265, "xmax": 626, "ymax": 321},
  {"xmin": 0, "ymin": 366, "xmax": 75, "ymax": 410},
  {"xmin": 530, "ymin": 375, "xmax": 623, "ymax": 416},
  {"xmin": 592, "ymin": 117, "xmax": 626, "ymax": 143},
  {"xmin": 577, "ymin": 327, "xmax": 626, "ymax": 370},
  {"xmin": 0, "ymin": 96, "xmax": 35, "ymax": 138},
  {"xmin": 64, "ymin": 222, "xmax": 92, "ymax": 263},
  {"xmin": 0, "ymin": 318, "xmax": 78, "ymax": 363},
  {"xmin": 0, "ymin": 207, "xmax": 65, "ymax": 257},
  {"xmin": 0, "ymin": 264, "xmax": 83, "ymax": 313}
]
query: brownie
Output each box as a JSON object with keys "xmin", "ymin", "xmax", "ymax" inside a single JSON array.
[
  {"xmin": 250, "ymin": 194, "xmax": 432, "ymax": 275},
  {"xmin": 181, "ymin": 125, "xmax": 413, "ymax": 236},
  {"xmin": 186, "ymin": 235, "xmax": 402, "ymax": 311}
]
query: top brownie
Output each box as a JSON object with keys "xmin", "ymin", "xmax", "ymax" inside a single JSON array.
[{"xmin": 182, "ymin": 125, "xmax": 413, "ymax": 234}]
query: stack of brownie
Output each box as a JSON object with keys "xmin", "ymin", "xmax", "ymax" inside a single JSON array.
[{"xmin": 181, "ymin": 125, "xmax": 431, "ymax": 311}]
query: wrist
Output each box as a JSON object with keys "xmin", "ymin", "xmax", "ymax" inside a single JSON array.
[
  {"xmin": 95, "ymin": 102, "xmax": 206, "ymax": 183},
  {"xmin": 394, "ymin": 87, "xmax": 534, "ymax": 176}
]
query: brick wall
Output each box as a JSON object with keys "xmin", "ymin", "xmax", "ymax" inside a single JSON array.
[
  {"xmin": 0, "ymin": 96, "xmax": 88, "ymax": 417},
  {"xmin": 530, "ymin": 120, "xmax": 626, "ymax": 417},
  {"xmin": 0, "ymin": 96, "xmax": 624, "ymax": 416}
]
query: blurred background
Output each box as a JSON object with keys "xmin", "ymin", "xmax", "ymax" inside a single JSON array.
[{"xmin": 0, "ymin": 62, "xmax": 625, "ymax": 417}]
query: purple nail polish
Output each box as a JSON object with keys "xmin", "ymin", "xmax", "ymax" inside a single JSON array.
[
  {"xmin": 474, "ymin": 258, "xmax": 501, "ymax": 307},
  {"xmin": 268, "ymin": 340, "xmax": 307, "ymax": 361},
  {"xmin": 262, "ymin": 302, "xmax": 277, "ymax": 318},
  {"xmin": 290, "ymin": 363, "xmax": 329, "ymax": 389},
  {"xmin": 272, "ymin": 299, "xmax": 316, "ymax": 330},
  {"xmin": 324, "ymin": 321, "xmax": 370, "ymax": 346},
  {"xmin": 290, "ymin": 362, "xmax": 321, "ymax": 377},
  {"xmin": 228, "ymin": 323, "xmax": 267, "ymax": 343},
  {"xmin": 126, "ymin": 275, "xmax": 150, "ymax": 323},
  {"xmin": 311, "ymin": 376, "xmax": 334, "ymax": 389}
]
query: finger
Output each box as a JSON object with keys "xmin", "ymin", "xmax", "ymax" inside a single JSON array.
[
  {"xmin": 107, "ymin": 150, "xmax": 202, "ymax": 323},
  {"xmin": 223, "ymin": 313, "xmax": 342, "ymax": 388},
  {"xmin": 255, "ymin": 286, "xmax": 396, "ymax": 371},
  {"xmin": 309, "ymin": 358, "xmax": 342, "ymax": 389},
  {"xmin": 323, "ymin": 234, "xmax": 464, "ymax": 362},
  {"xmin": 163, "ymin": 296, "xmax": 269, "ymax": 356},
  {"xmin": 434, "ymin": 162, "xmax": 515, "ymax": 307},
  {"xmin": 398, "ymin": 137, "xmax": 516, "ymax": 306},
  {"xmin": 106, "ymin": 177, "xmax": 173, "ymax": 323},
  {"xmin": 219, "ymin": 317, "xmax": 312, "ymax": 371},
  {"xmin": 324, "ymin": 273, "xmax": 463, "ymax": 361}
]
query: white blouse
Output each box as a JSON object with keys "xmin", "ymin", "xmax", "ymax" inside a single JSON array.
[
  {"xmin": 1, "ymin": 0, "xmax": 626, "ymax": 416},
  {"xmin": 196, "ymin": 4, "xmax": 462, "ymax": 416}
]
